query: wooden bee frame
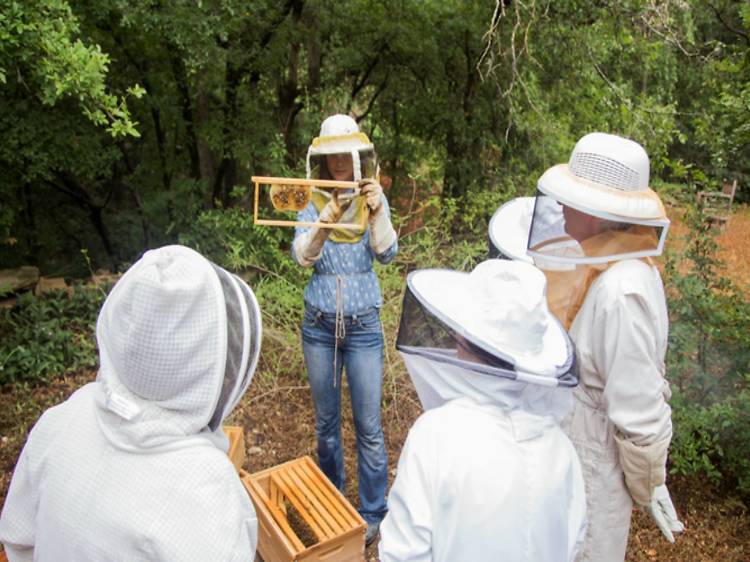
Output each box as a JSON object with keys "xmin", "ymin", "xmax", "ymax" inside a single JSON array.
[
  {"xmin": 241, "ymin": 456, "xmax": 366, "ymax": 562},
  {"xmin": 252, "ymin": 176, "xmax": 368, "ymax": 230}
]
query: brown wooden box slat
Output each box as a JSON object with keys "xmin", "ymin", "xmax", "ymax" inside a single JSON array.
[
  {"xmin": 224, "ymin": 425, "xmax": 246, "ymax": 473},
  {"xmin": 240, "ymin": 456, "xmax": 366, "ymax": 562}
]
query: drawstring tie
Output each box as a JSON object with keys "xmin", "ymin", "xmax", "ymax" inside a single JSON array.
[{"xmin": 333, "ymin": 275, "xmax": 346, "ymax": 387}]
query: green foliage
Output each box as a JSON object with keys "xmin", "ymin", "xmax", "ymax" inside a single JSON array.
[
  {"xmin": 177, "ymin": 204, "xmax": 302, "ymax": 282},
  {"xmin": 670, "ymin": 385, "xmax": 750, "ymax": 499},
  {"xmin": 665, "ymin": 203, "xmax": 750, "ymax": 500},
  {"xmin": 0, "ymin": 288, "xmax": 104, "ymax": 386},
  {"xmin": 0, "ymin": 0, "xmax": 141, "ymax": 136},
  {"xmin": 2, "ymin": 0, "xmax": 748, "ymax": 271}
]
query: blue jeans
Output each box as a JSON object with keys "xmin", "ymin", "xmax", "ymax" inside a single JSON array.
[{"xmin": 301, "ymin": 304, "xmax": 388, "ymax": 524}]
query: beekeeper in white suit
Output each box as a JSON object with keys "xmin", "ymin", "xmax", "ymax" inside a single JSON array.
[
  {"xmin": 379, "ymin": 259, "xmax": 586, "ymax": 562},
  {"xmin": 0, "ymin": 245, "xmax": 261, "ymax": 562},
  {"xmin": 527, "ymin": 133, "xmax": 684, "ymax": 561}
]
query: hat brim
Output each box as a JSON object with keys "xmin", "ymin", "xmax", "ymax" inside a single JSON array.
[
  {"xmin": 539, "ymin": 164, "xmax": 667, "ymax": 221},
  {"xmin": 489, "ymin": 197, "xmax": 534, "ymax": 263},
  {"xmin": 407, "ymin": 269, "xmax": 570, "ymax": 377},
  {"xmin": 308, "ymin": 132, "xmax": 374, "ymax": 156}
]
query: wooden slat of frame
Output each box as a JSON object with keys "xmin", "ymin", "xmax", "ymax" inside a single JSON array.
[
  {"xmin": 253, "ymin": 180, "xmax": 260, "ymax": 224},
  {"xmin": 300, "ymin": 457, "xmax": 362, "ymax": 528},
  {"xmin": 276, "ymin": 469, "xmax": 335, "ymax": 541},
  {"xmin": 271, "ymin": 472, "xmax": 328, "ymax": 541},
  {"xmin": 246, "ymin": 477, "xmax": 304, "ymax": 553},
  {"xmin": 291, "ymin": 462, "xmax": 352, "ymax": 532},
  {"xmin": 254, "ymin": 218, "xmax": 366, "ymax": 230},
  {"xmin": 286, "ymin": 463, "xmax": 344, "ymax": 536},
  {"xmin": 269, "ymin": 476, "xmax": 286, "ymax": 515},
  {"xmin": 252, "ymin": 176, "xmax": 358, "ymax": 189}
]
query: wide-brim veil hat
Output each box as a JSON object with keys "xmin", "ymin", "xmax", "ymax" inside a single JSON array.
[{"xmin": 403, "ymin": 260, "xmax": 575, "ymax": 385}]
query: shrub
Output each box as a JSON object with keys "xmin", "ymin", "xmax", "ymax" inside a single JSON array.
[
  {"xmin": 665, "ymin": 202, "xmax": 750, "ymax": 502},
  {"xmin": 0, "ymin": 287, "xmax": 104, "ymax": 386}
]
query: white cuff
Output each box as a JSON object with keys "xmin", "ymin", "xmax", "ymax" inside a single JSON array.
[
  {"xmin": 294, "ymin": 231, "xmax": 324, "ymax": 267},
  {"xmin": 369, "ymin": 209, "xmax": 397, "ymax": 255},
  {"xmin": 614, "ymin": 433, "xmax": 670, "ymax": 506}
]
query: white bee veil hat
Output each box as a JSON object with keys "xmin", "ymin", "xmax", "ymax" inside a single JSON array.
[
  {"xmin": 397, "ymin": 259, "xmax": 576, "ymax": 387},
  {"xmin": 306, "ymin": 114, "xmax": 375, "ymax": 181},
  {"xmin": 528, "ymin": 133, "xmax": 670, "ymax": 265}
]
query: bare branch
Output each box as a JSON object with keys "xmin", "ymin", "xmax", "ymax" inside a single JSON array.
[{"xmin": 707, "ymin": 1, "xmax": 750, "ymax": 46}]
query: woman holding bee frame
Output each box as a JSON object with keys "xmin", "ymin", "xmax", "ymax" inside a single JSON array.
[{"xmin": 292, "ymin": 114, "xmax": 398, "ymax": 546}]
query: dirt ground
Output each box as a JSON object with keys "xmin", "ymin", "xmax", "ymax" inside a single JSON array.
[
  {"xmin": 1, "ymin": 365, "xmax": 749, "ymax": 561},
  {"xmin": 1, "ymin": 205, "xmax": 748, "ymax": 560}
]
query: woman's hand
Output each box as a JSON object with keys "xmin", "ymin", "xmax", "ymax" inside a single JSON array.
[{"xmin": 359, "ymin": 179, "xmax": 384, "ymax": 214}]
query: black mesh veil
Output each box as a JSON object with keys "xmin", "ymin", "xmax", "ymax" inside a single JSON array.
[
  {"xmin": 207, "ymin": 264, "xmax": 262, "ymax": 431},
  {"xmin": 308, "ymin": 149, "xmax": 378, "ymax": 180}
]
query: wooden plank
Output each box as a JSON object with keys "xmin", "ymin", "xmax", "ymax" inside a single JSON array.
[
  {"xmin": 293, "ymin": 462, "xmax": 353, "ymax": 531},
  {"xmin": 252, "ymin": 176, "xmax": 358, "ymax": 189},
  {"xmin": 281, "ymin": 465, "xmax": 340, "ymax": 537},
  {"xmin": 271, "ymin": 472, "xmax": 329, "ymax": 541},
  {"xmin": 270, "ymin": 476, "xmax": 286, "ymax": 515},
  {"xmin": 247, "ymin": 476, "xmax": 305, "ymax": 553},
  {"xmin": 301, "ymin": 457, "xmax": 365, "ymax": 527},
  {"xmin": 297, "ymin": 526, "xmax": 366, "ymax": 562}
]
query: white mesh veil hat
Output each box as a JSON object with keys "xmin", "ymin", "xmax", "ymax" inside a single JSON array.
[
  {"xmin": 527, "ymin": 133, "xmax": 670, "ymax": 265},
  {"xmin": 397, "ymin": 259, "xmax": 577, "ymax": 387},
  {"xmin": 96, "ymin": 245, "xmax": 262, "ymax": 439},
  {"xmin": 305, "ymin": 114, "xmax": 376, "ymax": 182},
  {"xmin": 488, "ymin": 196, "xmax": 534, "ymax": 262}
]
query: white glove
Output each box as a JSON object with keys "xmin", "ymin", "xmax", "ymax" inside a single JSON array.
[
  {"xmin": 646, "ymin": 484, "xmax": 685, "ymax": 543},
  {"xmin": 318, "ymin": 190, "xmax": 344, "ymax": 223},
  {"xmin": 293, "ymin": 193, "xmax": 344, "ymax": 267},
  {"xmin": 359, "ymin": 180, "xmax": 396, "ymax": 254},
  {"xmin": 359, "ymin": 179, "xmax": 384, "ymax": 214}
]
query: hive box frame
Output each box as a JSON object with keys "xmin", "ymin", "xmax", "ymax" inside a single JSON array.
[
  {"xmin": 223, "ymin": 425, "xmax": 246, "ymax": 473},
  {"xmin": 251, "ymin": 176, "xmax": 368, "ymax": 230},
  {"xmin": 241, "ymin": 456, "xmax": 366, "ymax": 562}
]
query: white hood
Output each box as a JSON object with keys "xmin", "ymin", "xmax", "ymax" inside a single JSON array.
[{"xmin": 94, "ymin": 245, "xmax": 261, "ymax": 453}]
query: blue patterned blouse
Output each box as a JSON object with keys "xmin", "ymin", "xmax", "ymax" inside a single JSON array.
[{"xmin": 291, "ymin": 198, "xmax": 398, "ymax": 315}]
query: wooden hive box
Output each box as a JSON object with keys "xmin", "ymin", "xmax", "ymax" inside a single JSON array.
[
  {"xmin": 224, "ymin": 425, "xmax": 246, "ymax": 472},
  {"xmin": 240, "ymin": 456, "xmax": 366, "ymax": 562}
]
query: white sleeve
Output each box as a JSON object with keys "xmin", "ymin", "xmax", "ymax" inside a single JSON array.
[
  {"xmin": 378, "ymin": 424, "xmax": 434, "ymax": 562},
  {"xmin": 594, "ymin": 291, "xmax": 673, "ymax": 505},
  {"xmin": 0, "ymin": 424, "xmax": 44, "ymax": 561},
  {"xmin": 595, "ymin": 292, "xmax": 672, "ymax": 445}
]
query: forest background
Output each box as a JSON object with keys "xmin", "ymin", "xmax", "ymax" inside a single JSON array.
[{"xmin": 1, "ymin": 0, "xmax": 749, "ymax": 559}]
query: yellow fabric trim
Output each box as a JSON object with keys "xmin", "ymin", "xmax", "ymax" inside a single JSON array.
[
  {"xmin": 311, "ymin": 190, "xmax": 368, "ymax": 243},
  {"xmin": 311, "ymin": 132, "xmax": 372, "ymax": 148}
]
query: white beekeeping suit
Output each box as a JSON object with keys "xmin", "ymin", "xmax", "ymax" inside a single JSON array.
[
  {"xmin": 527, "ymin": 133, "xmax": 684, "ymax": 561},
  {"xmin": 379, "ymin": 260, "xmax": 586, "ymax": 562},
  {"xmin": 0, "ymin": 245, "xmax": 262, "ymax": 562}
]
